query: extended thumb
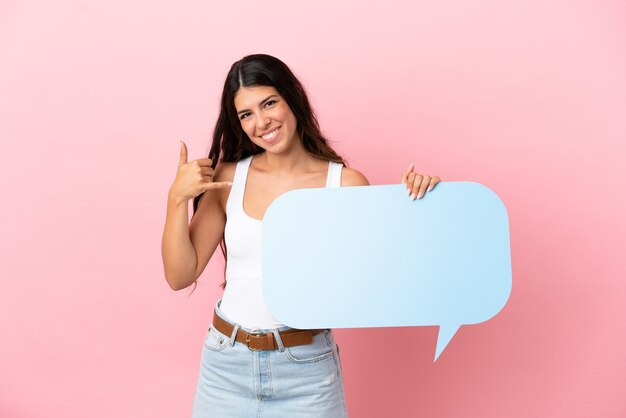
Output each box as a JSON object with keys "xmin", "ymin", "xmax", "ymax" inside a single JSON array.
[{"xmin": 179, "ymin": 140, "xmax": 188, "ymax": 164}]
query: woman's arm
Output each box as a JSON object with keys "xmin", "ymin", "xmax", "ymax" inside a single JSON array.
[
  {"xmin": 161, "ymin": 158, "xmax": 234, "ymax": 291},
  {"xmin": 161, "ymin": 192, "xmax": 199, "ymax": 291},
  {"xmin": 161, "ymin": 141, "xmax": 234, "ymax": 290}
]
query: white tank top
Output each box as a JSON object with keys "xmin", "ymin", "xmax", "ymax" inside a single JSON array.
[{"xmin": 219, "ymin": 155, "xmax": 343, "ymax": 329}]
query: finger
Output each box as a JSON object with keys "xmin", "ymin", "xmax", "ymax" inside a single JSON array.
[
  {"xmin": 401, "ymin": 162, "xmax": 414, "ymax": 185},
  {"xmin": 179, "ymin": 140, "xmax": 188, "ymax": 165},
  {"xmin": 406, "ymin": 172, "xmax": 416, "ymax": 195},
  {"xmin": 417, "ymin": 175, "xmax": 431, "ymax": 199},
  {"xmin": 427, "ymin": 176, "xmax": 441, "ymax": 192},
  {"xmin": 196, "ymin": 158, "xmax": 214, "ymax": 167},
  {"xmin": 200, "ymin": 166, "xmax": 214, "ymax": 177},
  {"xmin": 411, "ymin": 174, "xmax": 424, "ymax": 200},
  {"xmin": 203, "ymin": 181, "xmax": 233, "ymax": 190}
]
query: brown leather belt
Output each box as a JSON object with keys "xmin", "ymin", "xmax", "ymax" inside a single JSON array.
[{"xmin": 212, "ymin": 311, "xmax": 325, "ymax": 351}]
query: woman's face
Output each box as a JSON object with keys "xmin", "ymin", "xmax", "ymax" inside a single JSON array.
[{"xmin": 233, "ymin": 85, "xmax": 300, "ymax": 154}]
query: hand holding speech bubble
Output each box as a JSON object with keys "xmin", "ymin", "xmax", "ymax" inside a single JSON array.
[{"xmin": 261, "ymin": 182, "xmax": 511, "ymax": 361}]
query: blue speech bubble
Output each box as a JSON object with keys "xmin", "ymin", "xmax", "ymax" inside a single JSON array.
[{"xmin": 262, "ymin": 182, "xmax": 511, "ymax": 361}]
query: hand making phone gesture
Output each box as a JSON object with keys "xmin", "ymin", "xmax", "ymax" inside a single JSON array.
[{"xmin": 168, "ymin": 140, "xmax": 233, "ymax": 202}]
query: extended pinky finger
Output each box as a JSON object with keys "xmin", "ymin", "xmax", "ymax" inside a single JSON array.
[{"xmin": 206, "ymin": 181, "xmax": 234, "ymax": 189}]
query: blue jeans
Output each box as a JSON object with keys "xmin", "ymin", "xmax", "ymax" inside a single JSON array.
[{"xmin": 191, "ymin": 300, "xmax": 348, "ymax": 417}]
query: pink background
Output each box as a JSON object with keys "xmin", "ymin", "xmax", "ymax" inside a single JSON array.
[{"xmin": 1, "ymin": 1, "xmax": 625, "ymax": 417}]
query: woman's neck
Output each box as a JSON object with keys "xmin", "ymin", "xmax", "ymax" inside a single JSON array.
[{"xmin": 256, "ymin": 141, "xmax": 322, "ymax": 175}]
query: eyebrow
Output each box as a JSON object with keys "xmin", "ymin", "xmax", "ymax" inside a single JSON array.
[{"xmin": 236, "ymin": 95, "xmax": 279, "ymax": 115}]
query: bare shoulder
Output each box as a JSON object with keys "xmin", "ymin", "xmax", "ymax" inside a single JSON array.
[{"xmin": 341, "ymin": 166, "xmax": 370, "ymax": 187}]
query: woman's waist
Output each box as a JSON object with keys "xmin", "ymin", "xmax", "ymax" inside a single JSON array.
[{"xmin": 217, "ymin": 296, "xmax": 286, "ymax": 331}]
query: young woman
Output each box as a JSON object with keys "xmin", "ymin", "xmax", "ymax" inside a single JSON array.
[{"xmin": 161, "ymin": 54, "xmax": 441, "ymax": 417}]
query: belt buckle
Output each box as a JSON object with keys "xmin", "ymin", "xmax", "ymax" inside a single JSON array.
[{"xmin": 245, "ymin": 329, "xmax": 264, "ymax": 351}]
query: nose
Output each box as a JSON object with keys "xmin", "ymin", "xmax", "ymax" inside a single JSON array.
[{"xmin": 256, "ymin": 114, "xmax": 271, "ymax": 132}]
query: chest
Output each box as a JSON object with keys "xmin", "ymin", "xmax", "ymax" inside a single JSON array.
[{"xmin": 243, "ymin": 170, "xmax": 328, "ymax": 221}]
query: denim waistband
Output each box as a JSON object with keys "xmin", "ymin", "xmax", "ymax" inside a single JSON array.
[{"xmin": 213, "ymin": 299, "xmax": 295, "ymax": 334}]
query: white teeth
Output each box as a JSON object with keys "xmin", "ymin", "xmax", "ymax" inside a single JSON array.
[{"xmin": 261, "ymin": 128, "xmax": 279, "ymax": 140}]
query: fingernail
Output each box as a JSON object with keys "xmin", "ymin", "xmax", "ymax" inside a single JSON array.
[
  {"xmin": 406, "ymin": 188, "xmax": 411, "ymax": 195},
  {"xmin": 417, "ymin": 192, "xmax": 423, "ymax": 199},
  {"xmin": 411, "ymin": 193, "xmax": 417, "ymax": 200},
  {"xmin": 428, "ymin": 185, "xmax": 433, "ymax": 192},
  {"xmin": 407, "ymin": 163, "xmax": 414, "ymax": 171}
]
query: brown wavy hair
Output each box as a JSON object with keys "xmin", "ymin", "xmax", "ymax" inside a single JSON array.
[{"xmin": 187, "ymin": 54, "xmax": 347, "ymax": 295}]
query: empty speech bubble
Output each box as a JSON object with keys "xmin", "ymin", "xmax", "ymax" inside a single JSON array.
[{"xmin": 262, "ymin": 182, "xmax": 511, "ymax": 361}]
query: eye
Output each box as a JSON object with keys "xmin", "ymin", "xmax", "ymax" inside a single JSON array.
[
  {"xmin": 239, "ymin": 112, "xmax": 250, "ymax": 120},
  {"xmin": 264, "ymin": 100, "xmax": 277, "ymax": 107}
]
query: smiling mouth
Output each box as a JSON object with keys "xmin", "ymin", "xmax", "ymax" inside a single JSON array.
[{"xmin": 260, "ymin": 127, "xmax": 280, "ymax": 142}]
